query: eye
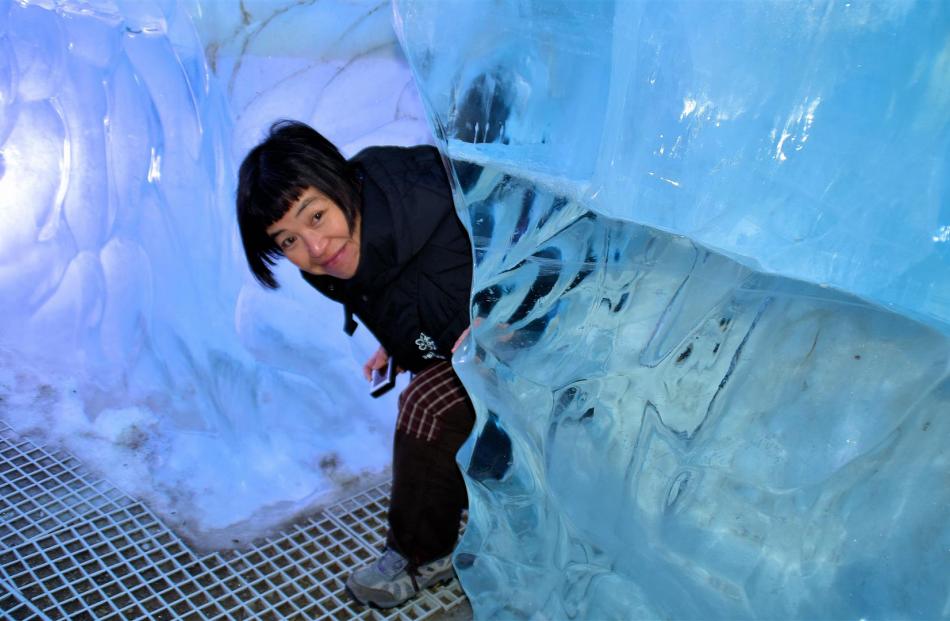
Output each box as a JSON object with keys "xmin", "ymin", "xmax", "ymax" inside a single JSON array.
[
  {"xmin": 311, "ymin": 210, "xmax": 323, "ymax": 225},
  {"xmin": 279, "ymin": 235, "xmax": 296, "ymax": 250}
]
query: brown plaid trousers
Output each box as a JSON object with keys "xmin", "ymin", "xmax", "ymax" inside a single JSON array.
[{"xmin": 386, "ymin": 361, "xmax": 475, "ymax": 568}]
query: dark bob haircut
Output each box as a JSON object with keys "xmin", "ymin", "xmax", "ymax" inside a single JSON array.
[{"xmin": 236, "ymin": 120, "xmax": 361, "ymax": 288}]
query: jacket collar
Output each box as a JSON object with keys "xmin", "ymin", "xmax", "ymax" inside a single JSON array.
[{"xmin": 346, "ymin": 167, "xmax": 397, "ymax": 293}]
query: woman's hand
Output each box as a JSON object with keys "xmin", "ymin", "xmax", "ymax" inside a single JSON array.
[
  {"xmin": 452, "ymin": 327, "xmax": 470, "ymax": 353},
  {"xmin": 363, "ymin": 346, "xmax": 389, "ymax": 381},
  {"xmin": 453, "ymin": 318, "xmax": 484, "ymax": 353}
]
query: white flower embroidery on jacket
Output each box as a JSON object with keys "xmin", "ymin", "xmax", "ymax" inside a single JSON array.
[{"xmin": 415, "ymin": 332, "xmax": 443, "ymax": 360}]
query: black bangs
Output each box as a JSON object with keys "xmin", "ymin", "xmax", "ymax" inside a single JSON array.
[{"xmin": 236, "ymin": 120, "xmax": 361, "ymax": 288}]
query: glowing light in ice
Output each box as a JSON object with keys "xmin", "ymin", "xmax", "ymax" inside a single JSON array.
[
  {"xmin": 147, "ymin": 148, "xmax": 162, "ymax": 183},
  {"xmin": 680, "ymin": 97, "xmax": 698, "ymax": 121},
  {"xmin": 774, "ymin": 129, "xmax": 792, "ymax": 162},
  {"xmin": 679, "ymin": 95, "xmax": 716, "ymax": 123},
  {"xmin": 647, "ymin": 171, "xmax": 681, "ymax": 187},
  {"xmin": 774, "ymin": 96, "xmax": 822, "ymax": 161}
]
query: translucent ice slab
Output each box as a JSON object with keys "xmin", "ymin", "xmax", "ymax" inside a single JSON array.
[{"xmin": 394, "ymin": 1, "xmax": 950, "ymax": 617}]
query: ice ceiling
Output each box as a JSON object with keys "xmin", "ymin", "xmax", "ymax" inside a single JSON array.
[
  {"xmin": 0, "ymin": 0, "xmax": 947, "ymax": 617},
  {"xmin": 394, "ymin": 0, "xmax": 949, "ymax": 618}
]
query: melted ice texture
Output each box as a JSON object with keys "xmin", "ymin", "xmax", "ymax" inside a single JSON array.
[
  {"xmin": 394, "ymin": 0, "xmax": 949, "ymax": 618},
  {"xmin": 0, "ymin": 0, "xmax": 429, "ymax": 549}
]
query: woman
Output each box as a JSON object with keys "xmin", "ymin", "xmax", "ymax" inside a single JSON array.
[{"xmin": 236, "ymin": 120, "xmax": 474, "ymax": 608}]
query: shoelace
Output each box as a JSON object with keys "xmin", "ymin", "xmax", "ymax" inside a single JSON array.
[
  {"xmin": 377, "ymin": 548, "xmax": 409, "ymax": 578},
  {"xmin": 378, "ymin": 548, "xmax": 422, "ymax": 592}
]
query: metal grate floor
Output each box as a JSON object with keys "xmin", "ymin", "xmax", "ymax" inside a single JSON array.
[{"xmin": 0, "ymin": 420, "xmax": 468, "ymax": 620}]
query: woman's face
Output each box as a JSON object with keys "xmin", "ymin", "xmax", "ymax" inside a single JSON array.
[{"xmin": 266, "ymin": 187, "xmax": 361, "ymax": 279}]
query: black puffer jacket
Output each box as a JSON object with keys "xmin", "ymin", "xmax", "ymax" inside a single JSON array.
[{"xmin": 302, "ymin": 145, "xmax": 473, "ymax": 373}]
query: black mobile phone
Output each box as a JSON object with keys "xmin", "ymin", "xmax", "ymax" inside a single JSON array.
[{"xmin": 370, "ymin": 358, "xmax": 397, "ymax": 398}]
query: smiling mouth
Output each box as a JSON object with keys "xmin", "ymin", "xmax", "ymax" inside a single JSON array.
[{"xmin": 322, "ymin": 245, "xmax": 346, "ymax": 269}]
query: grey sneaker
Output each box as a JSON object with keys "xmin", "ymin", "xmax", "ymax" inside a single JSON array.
[{"xmin": 345, "ymin": 548, "xmax": 455, "ymax": 608}]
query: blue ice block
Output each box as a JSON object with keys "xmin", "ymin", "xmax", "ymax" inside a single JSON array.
[{"xmin": 394, "ymin": 1, "xmax": 950, "ymax": 618}]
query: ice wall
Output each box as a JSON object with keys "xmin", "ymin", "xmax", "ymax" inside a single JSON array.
[
  {"xmin": 0, "ymin": 0, "xmax": 427, "ymax": 549},
  {"xmin": 394, "ymin": 1, "xmax": 950, "ymax": 618}
]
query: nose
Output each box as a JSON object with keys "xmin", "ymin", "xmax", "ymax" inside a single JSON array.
[{"xmin": 302, "ymin": 230, "xmax": 327, "ymax": 259}]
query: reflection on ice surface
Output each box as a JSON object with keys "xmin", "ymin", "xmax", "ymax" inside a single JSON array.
[{"xmin": 395, "ymin": 0, "xmax": 949, "ymax": 617}]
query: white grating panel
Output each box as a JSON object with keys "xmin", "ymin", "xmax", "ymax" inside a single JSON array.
[
  {"xmin": 0, "ymin": 420, "xmax": 469, "ymax": 620},
  {"xmin": 0, "ymin": 422, "xmax": 134, "ymax": 550}
]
